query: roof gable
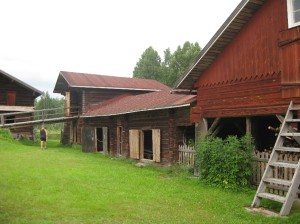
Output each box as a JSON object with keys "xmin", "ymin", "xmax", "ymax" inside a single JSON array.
[
  {"xmin": 0, "ymin": 69, "xmax": 42, "ymax": 97},
  {"xmin": 173, "ymin": 0, "xmax": 266, "ymax": 90},
  {"xmin": 54, "ymin": 71, "xmax": 170, "ymax": 93}
]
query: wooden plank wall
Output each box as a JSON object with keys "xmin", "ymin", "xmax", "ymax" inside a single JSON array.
[
  {"xmin": 192, "ymin": 0, "xmax": 300, "ymax": 122},
  {"xmin": 0, "ymin": 74, "xmax": 36, "ymax": 106},
  {"xmin": 82, "ymin": 107, "xmax": 192, "ymax": 164}
]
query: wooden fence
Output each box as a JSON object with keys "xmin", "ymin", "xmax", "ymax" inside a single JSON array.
[
  {"xmin": 252, "ymin": 150, "xmax": 300, "ymax": 197},
  {"xmin": 178, "ymin": 147, "xmax": 299, "ymax": 196},
  {"xmin": 178, "ymin": 145, "xmax": 195, "ymax": 166}
]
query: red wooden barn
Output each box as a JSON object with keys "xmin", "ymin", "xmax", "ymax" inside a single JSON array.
[
  {"xmin": 173, "ymin": 0, "xmax": 300, "ymax": 150},
  {"xmin": 0, "ymin": 69, "xmax": 42, "ymax": 139}
]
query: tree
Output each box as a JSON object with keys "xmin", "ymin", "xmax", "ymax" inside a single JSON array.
[
  {"xmin": 34, "ymin": 91, "xmax": 65, "ymax": 131},
  {"xmin": 163, "ymin": 41, "xmax": 201, "ymax": 86},
  {"xmin": 133, "ymin": 46, "xmax": 163, "ymax": 81},
  {"xmin": 132, "ymin": 42, "xmax": 201, "ymax": 87}
]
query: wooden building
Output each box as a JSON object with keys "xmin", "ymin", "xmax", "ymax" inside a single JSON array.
[
  {"xmin": 82, "ymin": 90, "xmax": 195, "ymax": 164},
  {"xmin": 173, "ymin": 0, "xmax": 300, "ymax": 151},
  {"xmin": 0, "ymin": 69, "xmax": 42, "ymax": 139},
  {"xmin": 53, "ymin": 71, "xmax": 195, "ymax": 164}
]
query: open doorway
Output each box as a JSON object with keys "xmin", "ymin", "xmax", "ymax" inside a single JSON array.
[
  {"xmin": 143, "ymin": 130, "xmax": 153, "ymax": 160},
  {"xmin": 96, "ymin": 128, "xmax": 103, "ymax": 152}
]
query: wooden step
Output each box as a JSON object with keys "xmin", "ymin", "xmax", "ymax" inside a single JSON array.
[
  {"xmin": 275, "ymin": 146, "xmax": 300, "ymax": 153},
  {"xmin": 285, "ymin": 119, "xmax": 300, "ymax": 122},
  {"xmin": 281, "ymin": 133, "xmax": 300, "ymax": 137},
  {"xmin": 257, "ymin": 193, "xmax": 286, "ymax": 203},
  {"xmin": 290, "ymin": 107, "xmax": 300, "ymax": 111},
  {"xmin": 269, "ymin": 162, "xmax": 298, "ymax": 169},
  {"xmin": 263, "ymin": 178, "xmax": 292, "ymax": 186}
]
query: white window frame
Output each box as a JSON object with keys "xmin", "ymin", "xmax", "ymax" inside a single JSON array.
[{"xmin": 287, "ymin": 0, "xmax": 300, "ymax": 28}]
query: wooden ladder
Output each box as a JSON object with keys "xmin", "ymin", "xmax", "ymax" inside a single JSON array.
[{"xmin": 251, "ymin": 101, "xmax": 300, "ymax": 216}]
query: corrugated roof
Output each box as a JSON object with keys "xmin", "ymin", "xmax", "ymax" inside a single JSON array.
[
  {"xmin": 0, "ymin": 69, "xmax": 43, "ymax": 97},
  {"xmin": 173, "ymin": 0, "xmax": 266, "ymax": 90},
  {"xmin": 83, "ymin": 91, "xmax": 196, "ymax": 117},
  {"xmin": 54, "ymin": 71, "xmax": 170, "ymax": 93}
]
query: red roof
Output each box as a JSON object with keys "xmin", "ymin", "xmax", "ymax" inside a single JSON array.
[
  {"xmin": 84, "ymin": 91, "xmax": 196, "ymax": 117},
  {"xmin": 60, "ymin": 71, "xmax": 170, "ymax": 91}
]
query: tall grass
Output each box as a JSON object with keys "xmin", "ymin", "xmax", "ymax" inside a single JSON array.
[{"xmin": 0, "ymin": 137, "xmax": 300, "ymax": 223}]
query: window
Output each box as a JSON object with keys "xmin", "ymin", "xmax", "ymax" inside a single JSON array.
[{"xmin": 287, "ymin": 0, "xmax": 300, "ymax": 28}]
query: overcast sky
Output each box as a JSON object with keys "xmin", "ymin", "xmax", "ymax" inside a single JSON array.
[{"xmin": 0, "ymin": 0, "xmax": 241, "ymax": 98}]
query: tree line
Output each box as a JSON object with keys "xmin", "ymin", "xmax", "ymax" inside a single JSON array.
[{"xmin": 133, "ymin": 41, "xmax": 201, "ymax": 87}]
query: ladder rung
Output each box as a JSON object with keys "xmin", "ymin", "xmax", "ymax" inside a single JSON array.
[
  {"xmin": 285, "ymin": 119, "xmax": 300, "ymax": 122},
  {"xmin": 263, "ymin": 178, "xmax": 292, "ymax": 186},
  {"xmin": 257, "ymin": 193, "xmax": 286, "ymax": 203},
  {"xmin": 290, "ymin": 107, "xmax": 300, "ymax": 111},
  {"xmin": 275, "ymin": 146, "xmax": 300, "ymax": 153},
  {"xmin": 269, "ymin": 162, "xmax": 298, "ymax": 169},
  {"xmin": 280, "ymin": 133, "xmax": 300, "ymax": 137}
]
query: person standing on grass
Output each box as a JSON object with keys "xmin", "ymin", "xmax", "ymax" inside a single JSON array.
[{"xmin": 40, "ymin": 127, "xmax": 48, "ymax": 149}]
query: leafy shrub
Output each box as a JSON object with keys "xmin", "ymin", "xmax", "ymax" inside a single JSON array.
[
  {"xmin": 0, "ymin": 128, "xmax": 13, "ymax": 142},
  {"xmin": 196, "ymin": 134, "xmax": 253, "ymax": 189}
]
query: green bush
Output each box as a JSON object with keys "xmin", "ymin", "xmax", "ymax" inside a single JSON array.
[
  {"xmin": 196, "ymin": 134, "xmax": 253, "ymax": 189},
  {"xmin": 0, "ymin": 128, "xmax": 13, "ymax": 142}
]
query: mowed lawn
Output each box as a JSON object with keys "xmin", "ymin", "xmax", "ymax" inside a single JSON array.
[{"xmin": 1, "ymin": 139, "xmax": 300, "ymax": 224}]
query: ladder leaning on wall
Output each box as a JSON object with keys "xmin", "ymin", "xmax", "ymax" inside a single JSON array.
[{"xmin": 251, "ymin": 101, "xmax": 300, "ymax": 216}]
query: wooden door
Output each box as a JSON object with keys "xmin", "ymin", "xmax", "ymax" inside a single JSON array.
[
  {"xmin": 152, "ymin": 129, "xmax": 161, "ymax": 162},
  {"xmin": 82, "ymin": 127, "xmax": 96, "ymax": 152},
  {"xmin": 129, "ymin": 129, "xmax": 140, "ymax": 159},
  {"xmin": 7, "ymin": 91, "xmax": 16, "ymax": 106},
  {"xmin": 103, "ymin": 127, "xmax": 108, "ymax": 153}
]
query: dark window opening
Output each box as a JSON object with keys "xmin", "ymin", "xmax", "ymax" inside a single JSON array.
[
  {"xmin": 97, "ymin": 128, "xmax": 103, "ymax": 152},
  {"xmin": 178, "ymin": 125, "xmax": 195, "ymax": 145},
  {"xmin": 251, "ymin": 116, "xmax": 281, "ymax": 151},
  {"xmin": 143, "ymin": 130, "xmax": 153, "ymax": 160},
  {"xmin": 210, "ymin": 117, "xmax": 246, "ymax": 139}
]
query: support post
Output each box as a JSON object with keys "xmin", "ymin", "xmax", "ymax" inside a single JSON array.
[
  {"xmin": 194, "ymin": 118, "xmax": 208, "ymax": 177},
  {"xmin": 0, "ymin": 115, "xmax": 4, "ymax": 126}
]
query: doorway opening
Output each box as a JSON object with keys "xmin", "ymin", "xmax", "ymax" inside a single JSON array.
[
  {"xmin": 117, "ymin": 126, "xmax": 123, "ymax": 155},
  {"xmin": 96, "ymin": 128, "xmax": 103, "ymax": 152},
  {"xmin": 143, "ymin": 130, "xmax": 153, "ymax": 160}
]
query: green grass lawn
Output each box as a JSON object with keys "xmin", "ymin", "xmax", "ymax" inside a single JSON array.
[{"xmin": 0, "ymin": 138, "xmax": 300, "ymax": 224}]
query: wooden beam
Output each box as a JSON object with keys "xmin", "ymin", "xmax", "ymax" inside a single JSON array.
[
  {"xmin": 211, "ymin": 124, "xmax": 223, "ymax": 137},
  {"xmin": 276, "ymin": 115, "xmax": 284, "ymax": 123},
  {"xmin": 208, "ymin": 117, "xmax": 221, "ymax": 133},
  {"xmin": 246, "ymin": 117, "xmax": 252, "ymax": 135}
]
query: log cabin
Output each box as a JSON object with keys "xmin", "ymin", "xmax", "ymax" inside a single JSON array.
[
  {"xmin": 173, "ymin": 0, "xmax": 300, "ymax": 151},
  {"xmin": 53, "ymin": 71, "xmax": 195, "ymax": 164},
  {"xmin": 0, "ymin": 69, "xmax": 42, "ymax": 139}
]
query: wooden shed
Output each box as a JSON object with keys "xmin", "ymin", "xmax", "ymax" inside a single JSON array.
[
  {"xmin": 53, "ymin": 71, "xmax": 196, "ymax": 164},
  {"xmin": 0, "ymin": 69, "xmax": 42, "ymax": 139},
  {"xmin": 173, "ymin": 0, "xmax": 300, "ymax": 151},
  {"xmin": 53, "ymin": 71, "xmax": 180, "ymax": 145},
  {"xmin": 82, "ymin": 90, "xmax": 195, "ymax": 164}
]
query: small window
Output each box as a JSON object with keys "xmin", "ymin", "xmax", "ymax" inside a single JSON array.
[{"xmin": 287, "ymin": 0, "xmax": 300, "ymax": 28}]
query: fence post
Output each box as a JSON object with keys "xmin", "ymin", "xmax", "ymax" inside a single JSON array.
[{"xmin": 0, "ymin": 115, "xmax": 4, "ymax": 126}]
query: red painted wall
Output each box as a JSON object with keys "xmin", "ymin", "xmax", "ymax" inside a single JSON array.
[{"xmin": 192, "ymin": 0, "xmax": 300, "ymax": 121}]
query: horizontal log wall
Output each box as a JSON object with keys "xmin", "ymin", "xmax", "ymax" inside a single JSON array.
[{"xmin": 82, "ymin": 107, "xmax": 192, "ymax": 164}]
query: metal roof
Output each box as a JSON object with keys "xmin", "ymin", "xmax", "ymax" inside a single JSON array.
[
  {"xmin": 0, "ymin": 69, "xmax": 43, "ymax": 97},
  {"xmin": 54, "ymin": 71, "xmax": 170, "ymax": 93},
  {"xmin": 173, "ymin": 0, "xmax": 266, "ymax": 90},
  {"xmin": 83, "ymin": 90, "xmax": 196, "ymax": 117}
]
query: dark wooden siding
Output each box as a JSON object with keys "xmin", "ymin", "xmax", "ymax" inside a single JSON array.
[
  {"xmin": 192, "ymin": 0, "xmax": 300, "ymax": 121},
  {"xmin": 0, "ymin": 73, "xmax": 35, "ymax": 106},
  {"xmin": 82, "ymin": 107, "xmax": 192, "ymax": 164}
]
